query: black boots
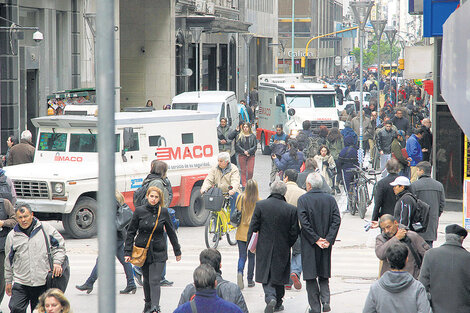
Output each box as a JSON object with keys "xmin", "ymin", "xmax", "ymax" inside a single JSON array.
[{"xmin": 75, "ymin": 283, "xmax": 93, "ymax": 294}]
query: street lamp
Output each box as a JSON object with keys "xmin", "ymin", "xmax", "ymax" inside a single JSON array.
[
  {"xmin": 384, "ymin": 26, "xmax": 397, "ymax": 104},
  {"xmin": 350, "ymin": 0, "xmax": 374, "ymax": 167},
  {"xmin": 397, "ymin": 38, "xmax": 405, "ymax": 100},
  {"xmin": 242, "ymin": 33, "xmax": 254, "ymax": 103},
  {"xmin": 190, "ymin": 27, "xmax": 204, "ymax": 93},
  {"xmin": 291, "ymin": 0, "xmax": 296, "ymax": 73},
  {"xmin": 371, "ymin": 19, "xmax": 387, "ymax": 126}
]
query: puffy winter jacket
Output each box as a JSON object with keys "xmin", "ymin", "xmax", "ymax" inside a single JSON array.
[
  {"xmin": 274, "ymin": 151, "xmax": 305, "ymax": 172},
  {"xmin": 406, "ymin": 134, "xmax": 423, "ymax": 166}
]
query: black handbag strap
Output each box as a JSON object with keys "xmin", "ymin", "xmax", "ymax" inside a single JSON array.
[
  {"xmin": 40, "ymin": 225, "xmax": 54, "ymax": 271},
  {"xmin": 404, "ymin": 237, "xmax": 422, "ymax": 268},
  {"xmin": 190, "ymin": 299, "xmax": 198, "ymax": 313}
]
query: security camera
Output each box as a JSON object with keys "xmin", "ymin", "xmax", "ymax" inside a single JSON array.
[{"xmin": 33, "ymin": 31, "xmax": 44, "ymax": 42}]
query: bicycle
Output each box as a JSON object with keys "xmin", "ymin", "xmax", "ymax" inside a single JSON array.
[
  {"xmin": 204, "ymin": 193, "xmax": 238, "ymax": 249},
  {"xmin": 344, "ymin": 166, "xmax": 381, "ymax": 219}
]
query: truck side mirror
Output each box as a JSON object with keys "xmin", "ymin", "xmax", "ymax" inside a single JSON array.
[
  {"xmin": 288, "ymin": 108, "xmax": 296, "ymax": 116},
  {"xmin": 123, "ymin": 127, "xmax": 135, "ymax": 151}
]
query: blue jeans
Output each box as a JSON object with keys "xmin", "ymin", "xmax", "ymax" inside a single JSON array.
[
  {"xmin": 291, "ymin": 253, "xmax": 302, "ymax": 277},
  {"xmin": 87, "ymin": 239, "xmax": 135, "ymax": 287},
  {"xmin": 237, "ymin": 240, "xmax": 255, "ymax": 281}
]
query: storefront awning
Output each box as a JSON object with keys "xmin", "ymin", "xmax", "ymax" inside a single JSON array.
[{"xmin": 185, "ymin": 15, "xmax": 251, "ymax": 33}]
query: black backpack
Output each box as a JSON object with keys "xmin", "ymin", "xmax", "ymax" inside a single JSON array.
[
  {"xmin": 132, "ymin": 180, "xmax": 150, "ymax": 208},
  {"xmin": 0, "ymin": 175, "xmax": 12, "ymax": 204},
  {"xmin": 408, "ymin": 193, "xmax": 430, "ymax": 233}
]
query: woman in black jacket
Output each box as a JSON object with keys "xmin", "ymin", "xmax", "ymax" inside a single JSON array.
[
  {"xmin": 235, "ymin": 122, "xmax": 257, "ymax": 188},
  {"xmin": 124, "ymin": 186, "xmax": 181, "ymax": 313}
]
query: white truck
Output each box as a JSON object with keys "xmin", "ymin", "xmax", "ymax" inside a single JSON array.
[
  {"xmin": 256, "ymin": 74, "xmax": 340, "ymax": 154},
  {"xmin": 4, "ymin": 110, "xmax": 219, "ymax": 238}
]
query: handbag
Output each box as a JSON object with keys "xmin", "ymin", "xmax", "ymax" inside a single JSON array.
[
  {"xmin": 130, "ymin": 207, "xmax": 161, "ymax": 267},
  {"xmin": 203, "ymin": 187, "xmax": 224, "ymax": 212},
  {"xmin": 230, "ymin": 195, "xmax": 243, "ymax": 227},
  {"xmin": 116, "ymin": 202, "xmax": 133, "ymax": 231},
  {"xmin": 41, "ymin": 226, "xmax": 70, "ymax": 292}
]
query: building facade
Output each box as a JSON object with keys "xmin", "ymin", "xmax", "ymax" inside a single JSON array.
[{"xmin": 278, "ymin": 0, "xmax": 343, "ymax": 77}]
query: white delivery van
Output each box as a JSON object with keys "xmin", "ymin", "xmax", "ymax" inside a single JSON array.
[
  {"xmin": 4, "ymin": 110, "xmax": 219, "ymax": 238},
  {"xmin": 256, "ymin": 74, "xmax": 340, "ymax": 154},
  {"xmin": 171, "ymin": 91, "xmax": 240, "ymax": 130}
]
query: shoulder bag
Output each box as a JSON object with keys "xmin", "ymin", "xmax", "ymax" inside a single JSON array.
[
  {"xmin": 130, "ymin": 207, "xmax": 161, "ymax": 267},
  {"xmin": 230, "ymin": 194, "xmax": 243, "ymax": 227},
  {"xmin": 41, "ymin": 226, "xmax": 70, "ymax": 292}
]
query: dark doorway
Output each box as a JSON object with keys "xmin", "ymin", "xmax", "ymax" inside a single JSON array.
[
  {"xmin": 26, "ymin": 69, "xmax": 38, "ymax": 141},
  {"xmin": 203, "ymin": 44, "xmax": 217, "ymax": 91},
  {"xmin": 229, "ymin": 38, "xmax": 236, "ymax": 92},
  {"xmin": 175, "ymin": 33, "xmax": 185, "ymax": 95},
  {"xmin": 188, "ymin": 44, "xmax": 197, "ymax": 91},
  {"xmin": 219, "ymin": 44, "xmax": 228, "ymax": 91}
]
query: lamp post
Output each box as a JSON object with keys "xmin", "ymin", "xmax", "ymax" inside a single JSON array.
[
  {"xmin": 291, "ymin": 0, "xmax": 295, "ymax": 73},
  {"xmin": 350, "ymin": 0, "xmax": 374, "ymax": 167},
  {"xmin": 242, "ymin": 33, "xmax": 254, "ymax": 102},
  {"xmin": 371, "ymin": 19, "xmax": 387, "ymax": 125},
  {"xmin": 396, "ymin": 38, "xmax": 405, "ymax": 100},
  {"xmin": 384, "ymin": 26, "xmax": 397, "ymax": 104},
  {"xmin": 190, "ymin": 27, "xmax": 204, "ymax": 93}
]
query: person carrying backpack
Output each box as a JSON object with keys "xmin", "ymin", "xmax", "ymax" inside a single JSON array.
[
  {"xmin": 391, "ymin": 176, "xmax": 430, "ymax": 235},
  {"xmin": 0, "ymin": 169, "xmax": 16, "ymax": 205}
]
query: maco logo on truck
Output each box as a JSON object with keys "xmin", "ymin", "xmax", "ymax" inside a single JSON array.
[
  {"xmin": 54, "ymin": 153, "xmax": 83, "ymax": 162},
  {"xmin": 156, "ymin": 145, "xmax": 214, "ymax": 161}
]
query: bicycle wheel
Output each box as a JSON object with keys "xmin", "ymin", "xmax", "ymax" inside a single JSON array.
[
  {"xmin": 226, "ymin": 225, "xmax": 238, "ymax": 246},
  {"xmin": 204, "ymin": 214, "xmax": 220, "ymax": 249},
  {"xmin": 357, "ymin": 184, "xmax": 368, "ymax": 219}
]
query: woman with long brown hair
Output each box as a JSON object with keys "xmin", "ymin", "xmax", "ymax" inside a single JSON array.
[
  {"xmin": 235, "ymin": 179, "xmax": 259, "ymax": 289},
  {"xmin": 235, "ymin": 122, "xmax": 257, "ymax": 188},
  {"xmin": 124, "ymin": 186, "xmax": 181, "ymax": 313}
]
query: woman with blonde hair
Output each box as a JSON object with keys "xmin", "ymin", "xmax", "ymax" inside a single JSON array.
[
  {"xmin": 235, "ymin": 179, "xmax": 259, "ymax": 289},
  {"xmin": 124, "ymin": 186, "xmax": 181, "ymax": 313},
  {"xmin": 76, "ymin": 191, "xmax": 136, "ymax": 294},
  {"xmin": 235, "ymin": 122, "xmax": 257, "ymax": 188},
  {"xmin": 35, "ymin": 288, "xmax": 71, "ymax": 313}
]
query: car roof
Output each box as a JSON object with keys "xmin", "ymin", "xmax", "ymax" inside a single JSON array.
[{"xmin": 172, "ymin": 91, "xmax": 235, "ymax": 102}]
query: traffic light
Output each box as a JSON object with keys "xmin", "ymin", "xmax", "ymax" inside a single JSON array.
[
  {"xmin": 301, "ymin": 56, "xmax": 306, "ymax": 68},
  {"xmin": 398, "ymin": 58, "xmax": 404, "ymax": 70}
]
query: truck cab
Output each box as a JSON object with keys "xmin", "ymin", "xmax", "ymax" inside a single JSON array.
[
  {"xmin": 257, "ymin": 74, "xmax": 339, "ymax": 154},
  {"xmin": 4, "ymin": 110, "xmax": 219, "ymax": 238}
]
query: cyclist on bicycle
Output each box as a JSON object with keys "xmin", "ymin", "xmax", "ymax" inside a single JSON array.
[
  {"xmin": 337, "ymin": 135, "xmax": 359, "ymax": 212},
  {"xmin": 201, "ymin": 152, "xmax": 241, "ymax": 211}
]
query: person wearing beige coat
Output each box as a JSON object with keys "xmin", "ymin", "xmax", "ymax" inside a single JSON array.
[{"xmin": 201, "ymin": 152, "xmax": 241, "ymax": 195}]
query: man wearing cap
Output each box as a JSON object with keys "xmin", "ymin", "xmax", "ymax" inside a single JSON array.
[
  {"xmin": 391, "ymin": 176, "xmax": 419, "ymax": 231},
  {"xmin": 419, "ymin": 224, "xmax": 470, "ymax": 313},
  {"xmin": 376, "ymin": 120, "xmax": 397, "ymax": 176}
]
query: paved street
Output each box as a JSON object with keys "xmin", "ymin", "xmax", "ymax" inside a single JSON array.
[{"xmin": 1, "ymin": 150, "xmax": 465, "ymax": 313}]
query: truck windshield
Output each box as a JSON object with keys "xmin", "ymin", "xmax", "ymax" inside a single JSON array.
[
  {"xmin": 38, "ymin": 133, "xmax": 67, "ymax": 152},
  {"xmin": 313, "ymin": 94, "xmax": 336, "ymax": 108},
  {"xmin": 286, "ymin": 95, "xmax": 311, "ymax": 108},
  {"xmin": 172, "ymin": 102, "xmax": 222, "ymax": 114},
  {"xmin": 70, "ymin": 134, "xmax": 97, "ymax": 152}
]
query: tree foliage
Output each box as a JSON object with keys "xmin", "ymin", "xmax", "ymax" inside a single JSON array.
[{"xmin": 352, "ymin": 39, "xmax": 401, "ymax": 67}]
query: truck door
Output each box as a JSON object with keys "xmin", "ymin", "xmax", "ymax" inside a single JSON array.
[{"xmin": 276, "ymin": 93, "xmax": 287, "ymax": 128}]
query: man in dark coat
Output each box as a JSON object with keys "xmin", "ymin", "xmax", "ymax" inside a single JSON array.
[
  {"xmin": 371, "ymin": 159, "xmax": 400, "ymax": 224},
  {"xmin": 419, "ymin": 224, "xmax": 470, "ymax": 313},
  {"xmin": 297, "ymin": 172, "xmax": 341, "ymax": 313},
  {"xmin": 248, "ymin": 181, "xmax": 299, "ymax": 313},
  {"xmin": 410, "ymin": 161, "xmax": 445, "ymax": 247},
  {"xmin": 419, "ymin": 119, "xmax": 432, "ymax": 162}
]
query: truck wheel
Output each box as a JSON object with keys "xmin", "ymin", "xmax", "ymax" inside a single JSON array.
[
  {"xmin": 180, "ymin": 186, "xmax": 209, "ymax": 226},
  {"xmin": 62, "ymin": 196, "xmax": 98, "ymax": 239},
  {"xmin": 260, "ymin": 132, "xmax": 271, "ymax": 155}
]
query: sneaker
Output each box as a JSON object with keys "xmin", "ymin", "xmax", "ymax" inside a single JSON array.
[
  {"xmin": 160, "ymin": 279, "xmax": 173, "ymax": 287},
  {"xmin": 247, "ymin": 280, "xmax": 255, "ymax": 288},
  {"xmin": 274, "ymin": 304, "xmax": 285, "ymax": 312},
  {"xmin": 237, "ymin": 272, "xmax": 244, "ymax": 290},
  {"xmin": 264, "ymin": 299, "xmax": 276, "ymax": 313},
  {"xmin": 290, "ymin": 272, "xmax": 302, "ymax": 290},
  {"xmin": 284, "ymin": 285, "xmax": 292, "ymax": 290},
  {"xmin": 322, "ymin": 303, "xmax": 331, "ymax": 312}
]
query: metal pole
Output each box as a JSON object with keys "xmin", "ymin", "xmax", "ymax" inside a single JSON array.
[
  {"xmin": 247, "ymin": 40, "xmax": 250, "ymax": 99},
  {"xmin": 291, "ymin": 0, "xmax": 295, "ymax": 73},
  {"xmin": 196, "ymin": 42, "xmax": 199, "ymax": 92},
  {"xmin": 377, "ymin": 40, "xmax": 381, "ymax": 125},
  {"xmin": 96, "ymin": 0, "xmax": 116, "ymax": 311},
  {"xmin": 359, "ymin": 30, "xmax": 364, "ymax": 167},
  {"xmin": 389, "ymin": 44, "xmax": 392, "ymax": 103},
  {"xmin": 396, "ymin": 44, "xmax": 399, "ymax": 101}
]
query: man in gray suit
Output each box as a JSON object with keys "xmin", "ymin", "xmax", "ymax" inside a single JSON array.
[{"xmin": 410, "ymin": 161, "xmax": 445, "ymax": 247}]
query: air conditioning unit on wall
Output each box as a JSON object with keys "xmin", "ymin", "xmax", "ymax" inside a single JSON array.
[
  {"xmin": 206, "ymin": 1, "xmax": 215, "ymax": 14},
  {"xmin": 195, "ymin": 0, "xmax": 206, "ymax": 14}
]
